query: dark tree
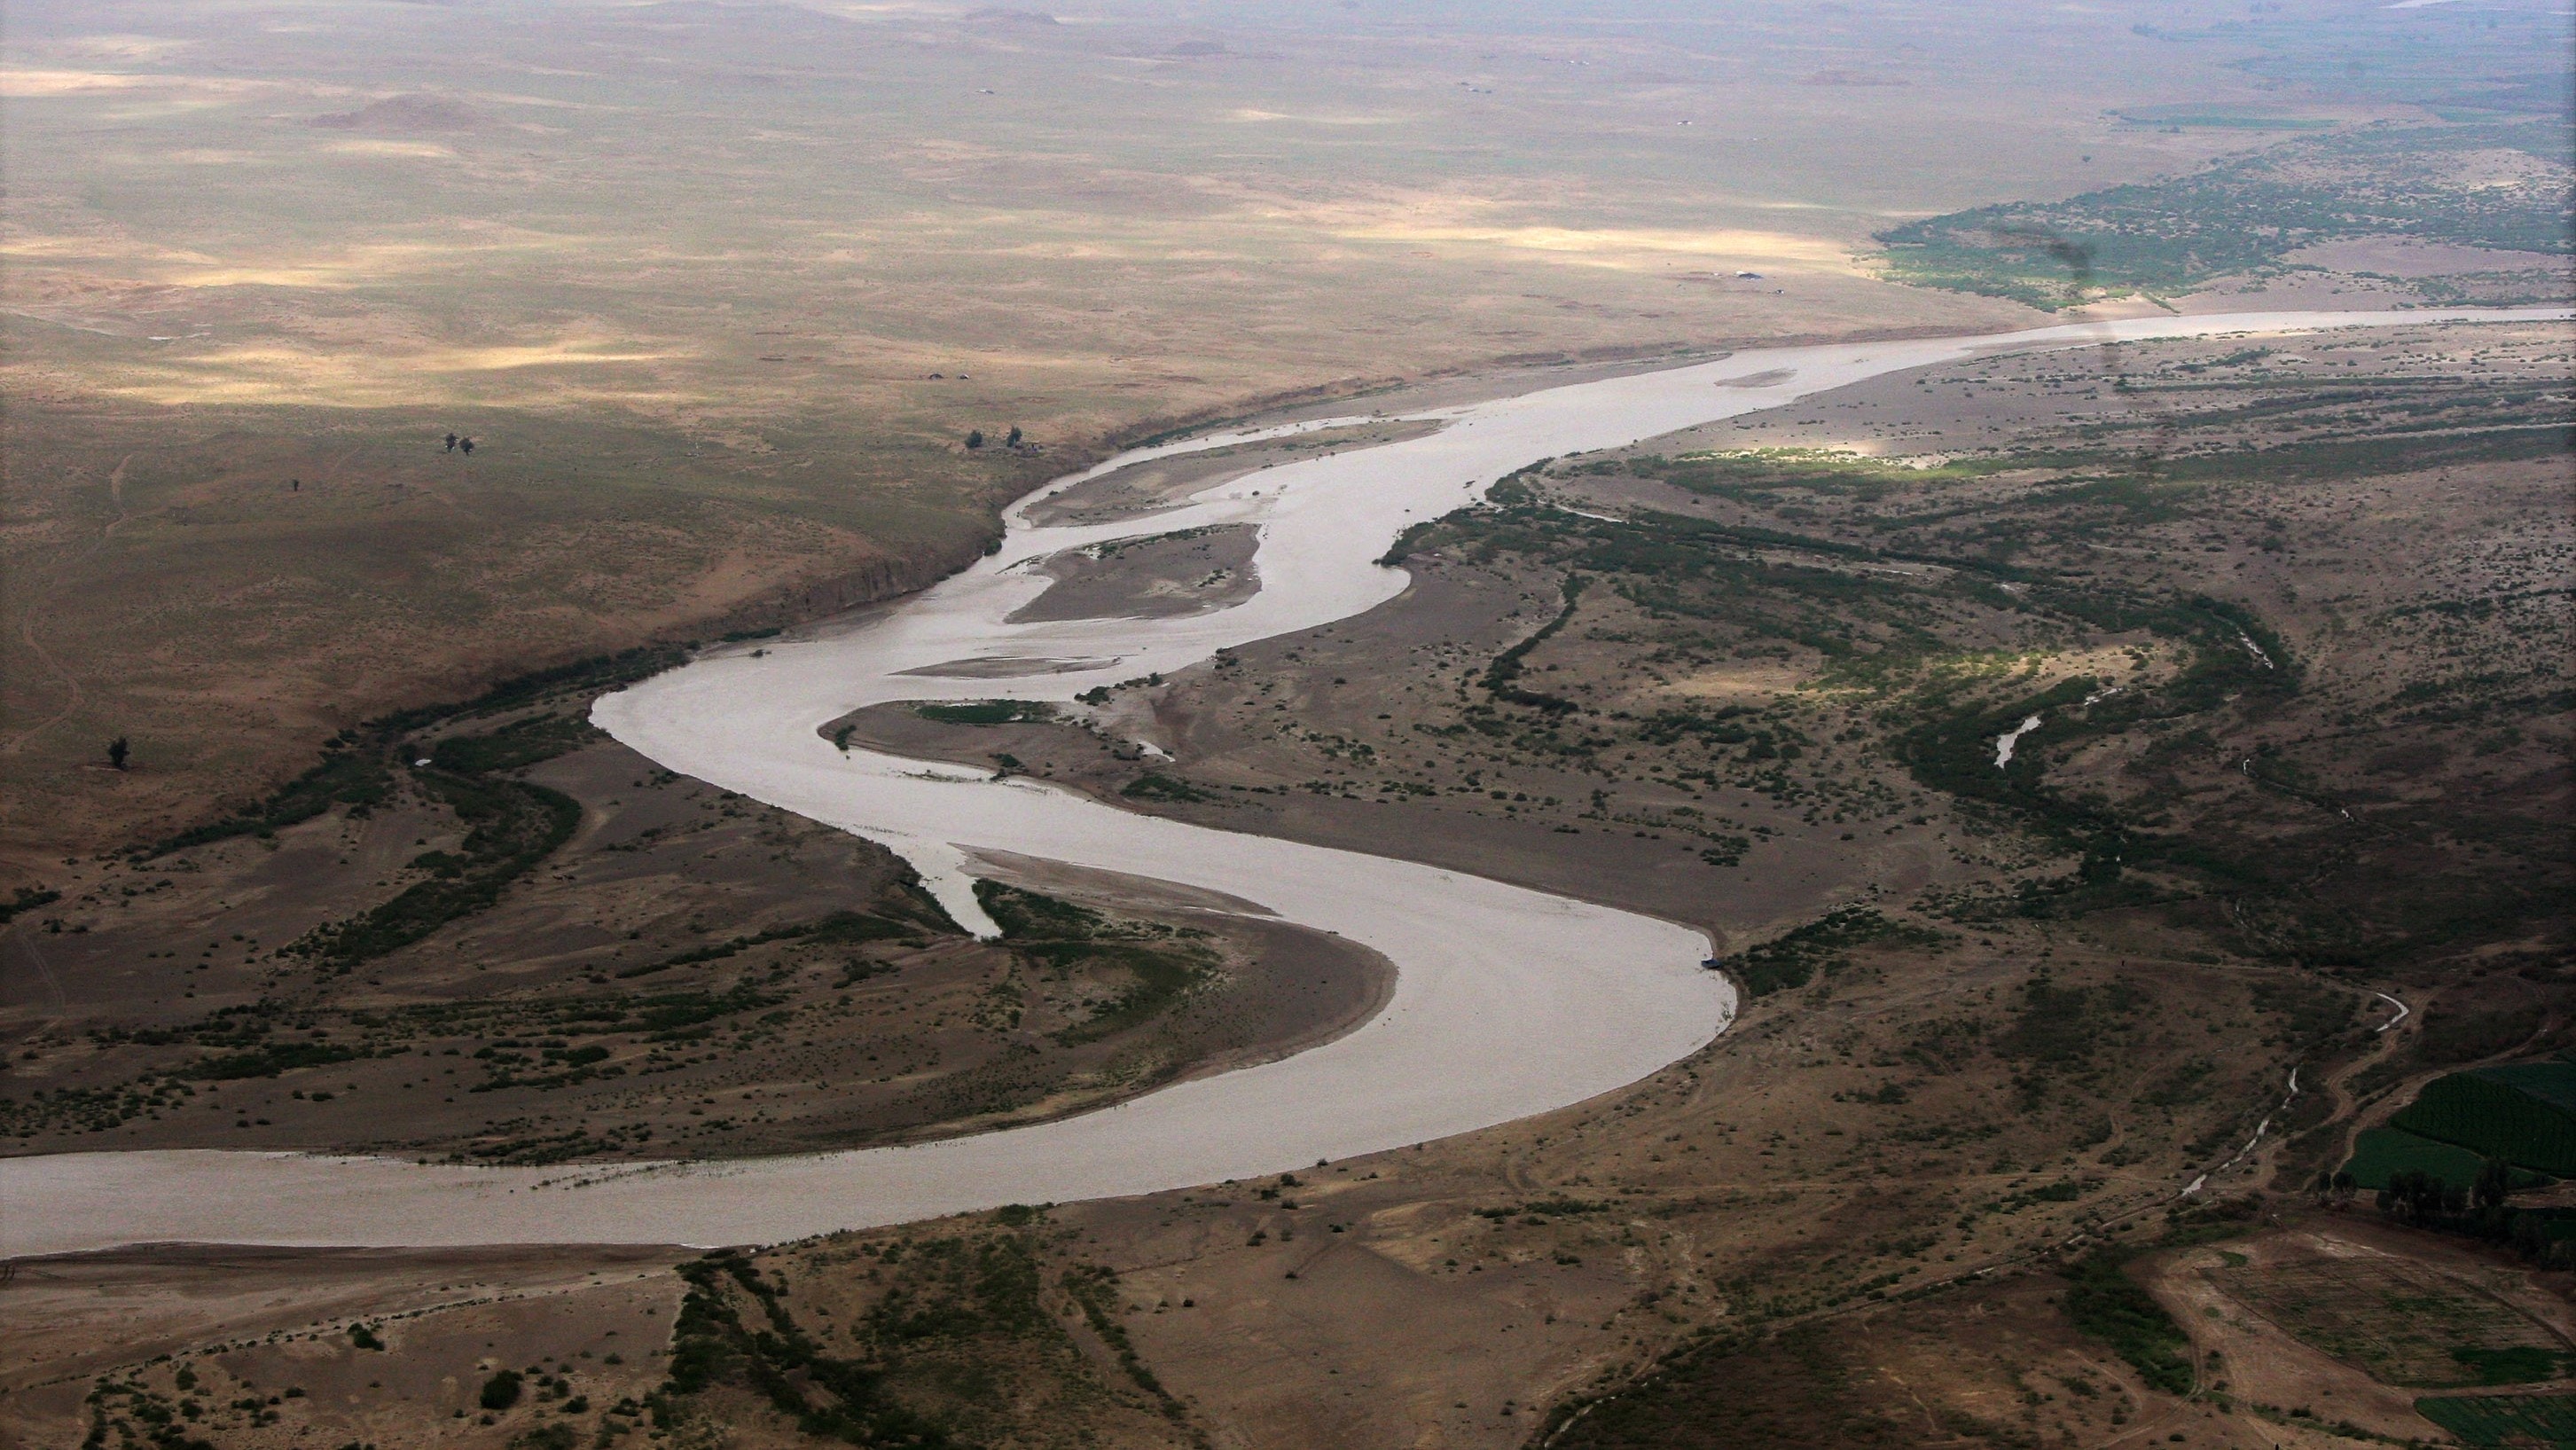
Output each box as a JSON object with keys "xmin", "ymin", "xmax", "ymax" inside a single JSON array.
[
  {"xmin": 966, "ymin": 429, "xmax": 984, "ymax": 450},
  {"xmin": 443, "ymin": 433, "xmax": 458, "ymax": 451},
  {"xmin": 107, "ymin": 736, "xmax": 129, "ymax": 771},
  {"xmin": 2476, "ymin": 1157, "xmax": 2513, "ymax": 1211},
  {"xmin": 1006, "ymin": 425, "xmax": 1022, "ymax": 446},
  {"xmin": 290, "ymin": 478, "xmax": 301, "ymax": 491},
  {"xmin": 458, "ymin": 437, "xmax": 474, "ymax": 454}
]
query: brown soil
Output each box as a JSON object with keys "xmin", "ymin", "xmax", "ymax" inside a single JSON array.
[
  {"xmin": 1009, "ymin": 524, "xmax": 1262, "ymax": 623},
  {"xmin": 3, "ymin": 722, "xmax": 1390, "ymax": 1164},
  {"xmin": 1, "ymin": 1243, "xmax": 686, "ymax": 1449}
]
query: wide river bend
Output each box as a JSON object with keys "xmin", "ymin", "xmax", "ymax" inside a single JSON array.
[{"xmin": 5, "ymin": 307, "xmax": 2563, "ymax": 1256}]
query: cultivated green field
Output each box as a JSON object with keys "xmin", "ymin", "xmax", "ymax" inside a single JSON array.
[
  {"xmin": 2416, "ymin": 1392, "xmax": 2576, "ymax": 1448},
  {"xmin": 2344, "ymin": 1127, "xmax": 2549, "ymax": 1193},
  {"xmin": 2392, "ymin": 1062, "xmax": 2576, "ymax": 1177}
]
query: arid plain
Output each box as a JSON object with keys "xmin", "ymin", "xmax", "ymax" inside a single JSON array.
[{"xmin": 5, "ymin": 1, "xmax": 2574, "ymax": 1448}]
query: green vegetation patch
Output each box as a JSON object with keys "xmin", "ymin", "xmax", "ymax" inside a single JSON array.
[
  {"xmin": 2392, "ymin": 1064, "xmax": 2576, "ymax": 1177},
  {"xmin": 1714, "ymin": 906, "xmax": 1946, "ymax": 997},
  {"xmin": 2454, "ymin": 1346, "xmax": 2576, "ymax": 1388},
  {"xmin": 615, "ymin": 909, "xmax": 926, "ymax": 979},
  {"xmin": 651, "ymin": 1235, "xmax": 1170, "ymax": 1446},
  {"xmin": 289, "ymin": 768, "xmax": 581, "ymax": 968},
  {"xmin": 188, "ymin": 1039, "xmax": 370, "ymax": 1081},
  {"xmin": 0, "ymin": 886, "xmax": 62, "ymax": 924},
  {"xmin": 915, "ymin": 700, "xmax": 1053, "ymax": 725},
  {"xmin": 2416, "ymin": 1391, "xmax": 2576, "ymax": 1446},
  {"xmin": 654, "ymin": 1250, "xmax": 962, "ymax": 1446},
  {"xmin": 2344, "ymin": 1126, "xmax": 2553, "ymax": 1193},
  {"xmin": 1121, "ymin": 772, "xmax": 1212, "ymax": 803},
  {"xmin": 1538, "ymin": 1323, "xmax": 1933, "ymax": 1449},
  {"xmin": 370, "ymin": 645, "xmax": 686, "ymax": 734},
  {"xmin": 2111, "ymin": 105, "xmax": 2335, "ymax": 131},
  {"xmin": 975, "ymin": 882, "xmax": 1217, "ymax": 1046},
  {"xmin": 1062, "ymin": 1265, "xmax": 1195, "ymax": 1427},
  {"xmin": 427, "ymin": 711, "xmax": 599, "ymax": 774},
  {"xmin": 142, "ymin": 746, "xmax": 392, "ymax": 858},
  {"xmin": 1875, "ymin": 122, "xmax": 2572, "ymax": 308},
  {"xmin": 2061, "ymin": 1250, "xmax": 2195, "ymax": 1395},
  {"xmin": 1483, "ymin": 572, "xmax": 1587, "ymax": 713}
]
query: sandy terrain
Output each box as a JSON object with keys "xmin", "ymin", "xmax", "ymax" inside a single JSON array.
[{"xmin": 1008, "ymin": 523, "xmax": 1262, "ymax": 623}]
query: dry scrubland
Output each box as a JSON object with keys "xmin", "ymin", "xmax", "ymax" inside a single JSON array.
[
  {"xmin": 6, "ymin": 0, "xmax": 2575, "ymax": 1446},
  {"xmin": 4, "ymin": 662, "xmax": 1390, "ymax": 1164},
  {"xmin": 10, "ymin": 0, "xmax": 2458, "ymax": 867},
  {"xmin": 12, "ymin": 323, "xmax": 2572, "ymax": 1449}
]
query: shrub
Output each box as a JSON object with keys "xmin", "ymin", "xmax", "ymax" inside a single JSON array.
[{"xmin": 2059, "ymin": 1251, "xmax": 2194, "ymax": 1394}]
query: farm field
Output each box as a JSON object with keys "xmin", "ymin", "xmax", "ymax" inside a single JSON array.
[
  {"xmin": 2212, "ymin": 1252, "xmax": 2567, "ymax": 1388},
  {"xmin": 2391, "ymin": 1062, "xmax": 2576, "ymax": 1176},
  {"xmin": 2416, "ymin": 1392, "xmax": 2576, "ymax": 1448},
  {"xmin": 2344, "ymin": 1127, "xmax": 2549, "ymax": 1193}
]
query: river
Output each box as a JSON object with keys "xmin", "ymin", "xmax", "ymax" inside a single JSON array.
[{"xmin": 4, "ymin": 306, "xmax": 2561, "ymax": 1256}]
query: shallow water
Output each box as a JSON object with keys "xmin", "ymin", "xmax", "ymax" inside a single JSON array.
[{"xmin": 5, "ymin": 306, "xmax": 2562, "ymax": 1256}]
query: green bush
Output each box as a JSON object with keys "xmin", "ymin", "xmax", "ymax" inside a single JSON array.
[
  {"xmin": 479, "ymin": 1369, "xmax": 524, "ymax": 1410},
  {"xmin": 143, "ymin": 749, "xmax": 392, "ymax": 859},
  {"xmin": 1716, "ymin": 907, "xmax": 1944, "ymax": 997},
  {"xmin": 916, "ymin": 701, "xmax": 1050, "ymax": 725},
  {"xmin": 427, "ymin": 712, "xmax": 598, "ymax": 774},
  {"xmin": 2059, "ymin": 1251, "xmax": 2194, "ymax": 1394},
  {"xmin": 1120, "ymin": 772, "xmax": 1209, "ymax": 803}
]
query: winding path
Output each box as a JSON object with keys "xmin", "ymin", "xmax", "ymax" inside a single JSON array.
[{"xmin": 4, "ymin": 306, "xmax": 2564, "ymax": 1258}]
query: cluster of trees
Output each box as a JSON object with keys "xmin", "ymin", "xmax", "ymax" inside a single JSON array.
[
  {"xmin": 964, "ymin": 426, "xmax": 1023, "ymax": 451},
  {"xmin": 2330, "ymin": 1159, "xmax": 2576, "ymax": 1267},
  {"xmin": 2374, "ymin": 1161, "xmax": 2513, "ymax": 1221},
  {"xmin": 442, "ymin": 433, "xmax": 476, "ymax": 454}
]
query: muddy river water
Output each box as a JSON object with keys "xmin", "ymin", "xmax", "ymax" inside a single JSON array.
[{"xmin": 5, "ymin": 307, "xmax": 2562, "ymax": 1255}]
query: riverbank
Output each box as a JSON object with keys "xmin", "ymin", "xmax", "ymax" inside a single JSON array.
[{"xmin": 4, "ymin": 305, "xmax": 2564, "ymax": 1258}]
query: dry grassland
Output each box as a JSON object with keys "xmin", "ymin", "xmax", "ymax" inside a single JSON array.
[
  {"xmin": 4, "ymin": 325, "xmax": 2570, "ymax": 1448},
  {"xmin": 4, "ymin": 4, "xmax": 2572, "ymax": 1446},
  {"xmin": 5, "ymin": 0, "xmax": 2375, "ymax": 872}
]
